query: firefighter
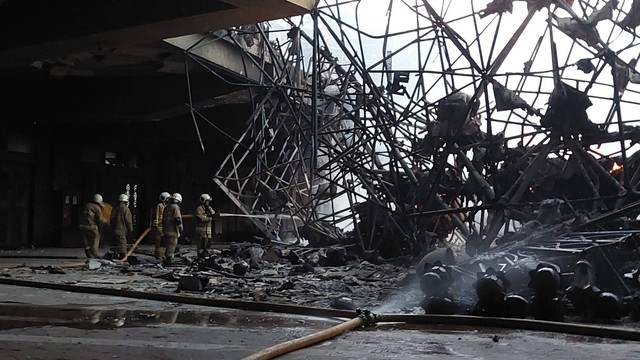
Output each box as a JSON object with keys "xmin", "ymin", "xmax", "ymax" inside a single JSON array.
[
  {"xmin": 78, "ymin": 193, "xmax": 107, "ymax": 258},
  {"xmin": 110, "ymin": 193, "xmax": 133, "ymax": 259},
  {"xmin": 161, "ymin": 192, "xmax": 183, "ymax": 266},
  {"xmin": 194, "ymin": 193, "xmax": 215, "ymax": 257},
  {"xmin": 152, "ymin": 191, "xmax": 171, "ymax": 259}
]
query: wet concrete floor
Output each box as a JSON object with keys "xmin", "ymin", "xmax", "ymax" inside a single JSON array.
[{"xmin": 0, "ymin": 284, "xmax": 639, "ymax": 359}]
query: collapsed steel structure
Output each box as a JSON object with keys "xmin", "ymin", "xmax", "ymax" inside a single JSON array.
[{"xmin": 184, "ymin": 0, "xmax": 640, "ymax": 259}]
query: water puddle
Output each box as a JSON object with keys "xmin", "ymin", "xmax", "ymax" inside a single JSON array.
[{"xmin": 0, "ymin": 303, "xmax": 322, "ymax": 331}]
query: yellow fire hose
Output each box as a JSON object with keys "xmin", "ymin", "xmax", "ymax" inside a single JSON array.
[
  {"xmin": 115, "ymin": 213, "xmax": 192, "ymax": 263},
  {"xmin": 241, "ymin": 317, "xmax": 363, "ymax": 360},
  {"xmin": 116, "ymin": 226, "xmax": 152, "ymax": 263},
  {"xmin": 241, "ymin": 309, "xmax": 377, "ymax": 360}
]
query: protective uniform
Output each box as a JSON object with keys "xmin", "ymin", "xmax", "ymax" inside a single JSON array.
[
  {"xmin": 194, "ymin": 193, "xmax": 215, "ymax": 257},
  {"xmin": 152, "ymin": 192, "xmax": 170, "ymax": 259},
  {"xmin": 78, "ymin": 194, "xmax": 107, "ymax": 258},
  {"xmin": 161, "ymin": 193, "xmax": 183, "ymax": 265},
  {"xmin": 110, "ymin": 194, "xmax": 133, "ymax": 258}
]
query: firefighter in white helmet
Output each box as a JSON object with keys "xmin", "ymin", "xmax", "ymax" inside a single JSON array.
[
  {"xmin": 194, "ymin": 193, "xmax": 215, "ymax": 257},
  {"xmin": 152, "ymin": 191, "xmax": 171, "ymax": 259},
  {"xmin": 78, "ymin": 193, "xmax": 108, "ymax": 258},
  {"xmin": 161, "ymin": 192, "xmax": 183, "ymax": 265},
  {"xmin": 110, "ymin": 194, "xmax": 133, "ymax": 259}
]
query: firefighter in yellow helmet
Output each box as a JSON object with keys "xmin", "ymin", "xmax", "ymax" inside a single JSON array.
[
  {"xmin": 110, "ymin": 194, "xmax": 133, "ymax": 259},
  {"xmin": 161, "ymin": 192, "xmax": 183, "ymax": 266},
  {"xmin": 78, "ymin": 194, "xmax": 108, "ymax": 258},
  {"xmin": 194, "ymin": 193, "xmax": 215, "ymax": 257},
  {"xmin": 152, "ymin": 191, "xmax": 171, "ymax": 259}
]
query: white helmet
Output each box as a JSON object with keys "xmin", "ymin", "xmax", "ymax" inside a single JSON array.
[
  {"xmin": 159, "ymin": 191, "xmax": 171, "ymax": 201},
  {"xmin": 118, "ymin": 194, "xmax": 129, "ymax": 202},
  {"xmin": 92, "ymin": 194, "xmax": 103, "ymax": 205},
  {"xmin": 171, "ymin": 193, "xmax": 183, "ymax": 203},
  {"xmin": 200, "ymin": 193, "xmax": 211, "ymax": 203}
]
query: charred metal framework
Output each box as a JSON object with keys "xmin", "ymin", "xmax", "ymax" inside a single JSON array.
[{"xmin": 182, "ymin": 0, "xmax": 640, "ymax": 258}]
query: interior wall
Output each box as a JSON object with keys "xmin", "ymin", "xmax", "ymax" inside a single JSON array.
[{"xmin": 0, "ymin": 74, "xmax": 252, "ymax": 248}]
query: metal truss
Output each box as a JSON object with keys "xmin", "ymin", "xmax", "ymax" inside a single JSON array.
[{"xmin": 183, "ymin": 0, "xmax": 640, "ymax": 259}]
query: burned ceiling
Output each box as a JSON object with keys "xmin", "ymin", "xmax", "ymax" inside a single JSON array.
[{"xmin": 0, "ymin": 0, "xmax": 317, "ymax": 123}]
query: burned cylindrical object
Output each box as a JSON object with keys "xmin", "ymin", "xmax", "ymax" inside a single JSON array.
[
  {"xmin": 420, "ymin": 296, "xmax": 456, "ymax": 315},
  {"xmin": 475, "ymin": 274, "xmax": 506, "ymax": 306},
  {"xmin": 471, "ymin": 267, "xmax": 515, "ymax": 317},
  {"xmin": 504, "ymin": 294, "xmax": 530, "ymax": 319},
  {"xmin": 565, "ymin": 259, "xmax": 599, "ymax": 317},
  {"xmin": 419, "ymin": 263, "xmax": 452, "ymax": 296},
  {"xmin": 530, "ymin": 296, "xmax": 564, "ymax": 322},
  {"xmin": 419, "ymin": 262, "xmax": 455, "ymax": 314},
  {"xmin": 529, "ymin": 263, "xmax": 564, "ymax": 321},
  {"xmin": 529, "ymin": 264, "xmax": 561, "ymax": 298},
  {"xmin": 420, "ymin": 271, "xmax": 445, "ymax": 295},
  {"xmin": 566, "ymin": 285, "xmax": 600, "ymax": 316},
  {"xmin": 594, "ymin": 292, "xmax": 623, "ymax": 322},
  {"xmin": 476, "ymin": 267, "xmax": 510, "ymax": 301},
  {"xmin": 571, "ymin": 259, "xmax": 595, "ymax": 289}
]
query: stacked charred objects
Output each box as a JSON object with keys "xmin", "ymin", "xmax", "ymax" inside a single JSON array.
[
  {"xmin": 415, "ymin": 81, "xmax": 640, "ymax": 323},
  {"xmin": 417, "ymin": 233, "xmax": 640, "ymax": 323}
]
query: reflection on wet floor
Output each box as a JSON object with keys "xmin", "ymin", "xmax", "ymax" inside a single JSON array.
[{"xmin": 0, "ymin": 304, "xmax": 323, "ymax": 331}]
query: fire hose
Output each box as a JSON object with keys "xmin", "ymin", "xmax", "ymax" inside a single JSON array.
[
  {"xmin": 242, "ymin": 309, "xmax": 377, "ymax": 360},
  {"xmin": 242, "ymin": 311, "xmax": 640, "ymax": 360},
  {"xmin": 0, "ymin": 277, "xmax": 639, "ymax": 360}
]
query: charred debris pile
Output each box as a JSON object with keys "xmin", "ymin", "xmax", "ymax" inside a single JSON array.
[{"xmin": 6, "ymin": 242, "xmax": 409, "ymax": 311}]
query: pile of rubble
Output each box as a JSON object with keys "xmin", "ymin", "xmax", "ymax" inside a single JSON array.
[
  {"xmin": 169, "ymin": 243, "xmax": 410, "ymax": 309},
  {"xmin": 1, "ymin": 243, "xmax": 410, "ymax": 311}
]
